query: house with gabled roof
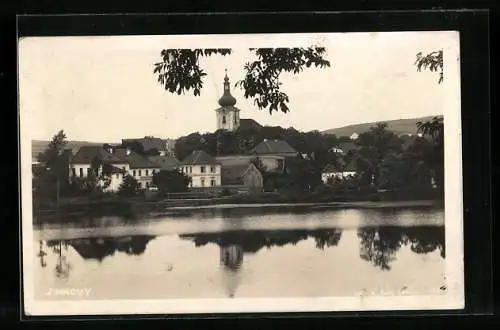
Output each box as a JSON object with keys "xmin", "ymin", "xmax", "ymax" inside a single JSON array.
[
  {"xmin": 220, "ymin": 163, "xmax": 263, "ymax": 193},
  {"xmin": 321, "ymin": 158, "xmax": 358, "ymax": 184},
  {"xmin": 179, "ymin": 150, "xmax": 221, "ymax": 188},
  {"xmin": 122, "ymin": 137, "xmax": 172, "ymax": 156},
  {"xmin": 246, "ymin": 139, "xmax": 298, "ymax": 172},
  {"xmin": 147, "ymin": 154, "xmax": 180, "ymax": 171},
  {"xmin": 69, "ymin": 146, "xmax": 130, "ymax": 192},
  {"xmin": 114, "ymin": 147, "xmax": 161, "ymax": 189},
  {"xmin": 250, "ymin": 138, "xmax": 298, "ymax": 157}
]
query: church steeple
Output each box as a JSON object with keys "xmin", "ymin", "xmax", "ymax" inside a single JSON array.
[{"xmin": 218, "ymin": 69, "xmax": 237, "ymax": 107}]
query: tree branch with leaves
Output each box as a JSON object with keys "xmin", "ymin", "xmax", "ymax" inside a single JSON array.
[
  {"xmin": 153, "ymin": 47, "xmax": 331, "ymax": 114},
  {"xmin": 415, "ymin": 50, "xmax": 443, "ymax": 84}
]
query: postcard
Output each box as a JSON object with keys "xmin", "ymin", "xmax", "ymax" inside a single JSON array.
[{"xmin": 19, "ymin": 31, "xmax": 464, "ymax": 316}]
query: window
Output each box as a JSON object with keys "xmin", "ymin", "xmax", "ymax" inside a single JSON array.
[
  {"xmin": 71, "ymin": 168, "xmax": 76, "ymax": 177},
  {"xmin": 79, "ymin": 168, "xmax": 83, "ymax": 177},
  {"xmin": 185, "ymin": 166, "xmax": 188, "ymax": 173},
  {"xmin": 133, "ymin": 170, "xmax": 136, "ymax": 176},
  {"xmin": 210, "ymin": 177, "xmax": 216, "ymax": 187},
  {"xmin": 189, "ymin": 166, "xmax": 192, "ymax": 173},
  {"xmin": 146, "ymin": 170, "xmax": 149, "ymax": 176},
  {"xmin": 200, "ymin": 178, "xmax": 205, "ymax": 187},
  {"xmin": 210, "ymin": 166, "xmax": 216, "ymax": 173},
  {"xmin": 139, "ymin": 170, "xmax": 142, "ymax": 176},
  {"xmin": 200, "ymin": 166, "xmax": 206, "ymax": 173},
  {"xmin": 277, "ymin": 159, "xmax": 284, "ymax": 169},
  {"xmin": 222, "ymin": 115, "xmax": 226, "ymax": 124},
  {"xmin": 87, "ymin": 168, "xmax": 92, "ymax": 176}
]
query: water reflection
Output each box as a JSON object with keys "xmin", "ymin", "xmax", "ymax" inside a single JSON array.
[
  {"xmin": 180, "ymin": 229, "xmax": 343, "ymax": 259},
  {"xmin": 357, "ymin": 226, "xmax": 445, "ymax": 270},
  {"xmin": 40, "ymin": 236, "xmax": 155, "ymax": 279},
  {"xmin": 37, "ymin": 225, "xmax": 444, "ymax": 293}
]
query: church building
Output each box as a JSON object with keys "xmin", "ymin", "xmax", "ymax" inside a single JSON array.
[{"xmin": 215, "ymin": 70, "xmax": 241, "ymax": 131}]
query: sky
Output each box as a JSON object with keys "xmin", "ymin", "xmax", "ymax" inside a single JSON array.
[{"xmin": 19, "ymin": 31, "xmax": 460, "ymax": 142}]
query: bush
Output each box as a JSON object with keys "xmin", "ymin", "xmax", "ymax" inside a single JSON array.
[
  {"xmin": 118, "ymin": 175, "xmax": 141, "ymax": 197},
  {"xmin": 152, "ymin": 170, "xmax": 190, "ymax": 194}
]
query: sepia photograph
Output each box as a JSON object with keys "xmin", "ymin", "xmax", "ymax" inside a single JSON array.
[{"xmin": 19, "ymin": 31, "xmax": 464, "ymax": 316}]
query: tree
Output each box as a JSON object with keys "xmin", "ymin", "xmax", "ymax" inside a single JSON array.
[
  {"xmin": 416, "ymin": 116, "xmax": 444, "ymax": 192},
  {"xmin": 415, "ymin": 50, "xmax": 443, "ymax": 84},
  {"xmin": 34, "ymin": 130, "xmax": 69, "ymax": 204},
  {"xmin": 415, "ymin": 50, "xmax": 445, "ymax": 192},
  {"xmin": 37, "ymin": 130, "xmax": 68, "ymax": 167},
  {"xmin": 354, "ymin": 123, "xmax": 403, "ymax": 188},
  {"xmin": 152, "ymin": 170, "xmax": 191, "ymax": 194},
  {"xmin": 118, "ymin": 175, "xmax": 141, "ymax": 197},
  {"xmin": 357, "ymin": 227, "xmax": 405, "ymax": 271},
  {"xmin": 154, "ymin": 47, "xmax": 330, "ymax": 114}
]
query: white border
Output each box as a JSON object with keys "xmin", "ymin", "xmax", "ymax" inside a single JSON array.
[{"xmin": 19, "ymin": 32, "xmax": 464, "ymax": 316}]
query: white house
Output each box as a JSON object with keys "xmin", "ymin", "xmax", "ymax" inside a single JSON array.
[
  {"xmin": 321, "ymin": 161, "xmax": 358, "ymax": 184},
  {"xmin": 113, "ymin": 147, "xmax": 161, "ymax": 189},
  {"xmin": 69, "ymin": 146, "xmax": 129, "ymax": 192},
  {"xmin": 179, "ymin": 150, "xmax": 221, "ymax": 188}
]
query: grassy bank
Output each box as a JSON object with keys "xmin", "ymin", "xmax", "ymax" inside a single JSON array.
[{"xmin": 33, "ymin": 188, "xmax": 443, "ymax": 220}]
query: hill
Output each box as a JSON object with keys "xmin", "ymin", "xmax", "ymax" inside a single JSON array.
[
  {"xmin": 322, "ymin": 115, "xmax": 442, "ymax": 137},
  {"xmin": 31, "ymin": 140, "xmax": 105, "ymax": 162}
]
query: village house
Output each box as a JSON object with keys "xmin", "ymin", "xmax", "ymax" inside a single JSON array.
[
  {"xmin": 113, "ymin": 147, "xmax": 161, "ymax": 189},
  {"xmin": 214, "ymin": 154, "xmax": 283, "ymax": 173},
  {"xmin": 147, "ymin": 154, "xmax": 180, "ymax": 171},
  {"xmin": 247, "ymin": 138, "xmax": 299, "ymax": 172},
  {"xmin": 179, "ymin": 150, "xmax": 221, "ymax": 188},
  {"xmin": 69, "ymin": 146, "xmax": 130, "ymax": 192},
  {"xmin": 329, "ymin": 142, "xmax": 358, "ymax": 156},
  {"xmin": 321, "ymin": 159, "xmax": 358, "ymax": 184},
  {"xmin": 250, "ymin": 138, "xmax": 298, "ymax": 157},
  {"xmin": 220, "ymin": 162, "xmax": 264, "ymax": 193},
  {"xmin": 122, "ymin": 136, "xmax": 173, "ymax": 156}
]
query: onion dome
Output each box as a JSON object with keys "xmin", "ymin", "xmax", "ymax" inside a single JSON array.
[{"xmin": 218, "ymin": 69, "xmax": 237, "ymax": 107}]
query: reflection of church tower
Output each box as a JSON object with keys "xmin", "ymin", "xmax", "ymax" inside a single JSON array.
[
  {"xmin": 219, "ymin": 244, "xmax": 244, "ymax": 272},
  {"xmin": 215, "ymin": 70, "xmax": 240, "ymax": 132},
  {"xmin": 219, "ymin": 245, "xmax": 244, "ymax": 298}
]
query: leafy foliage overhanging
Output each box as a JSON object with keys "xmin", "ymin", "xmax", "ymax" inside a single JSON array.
[{"xmin": 153, "ymin": 47, "xmax": 330, "ymax": 114}]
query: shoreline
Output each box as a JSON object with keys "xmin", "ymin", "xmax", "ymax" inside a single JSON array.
[
  {"xmin": 163, "ymin": 199, "xmax": 440, "ymax": 211},
  {"xmin": 33, "ymin": 199, "xmax": 443, "ymax": 221}
]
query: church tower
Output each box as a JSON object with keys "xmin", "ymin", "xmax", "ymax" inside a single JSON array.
[{"xmin": 215, "ymin": 70, "xmax": 240, "ymax": 132}]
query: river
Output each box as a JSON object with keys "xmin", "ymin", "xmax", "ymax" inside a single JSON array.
[{"xmin": 32, "ymin": 205, "xmax": 446, "ymax": 300}]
